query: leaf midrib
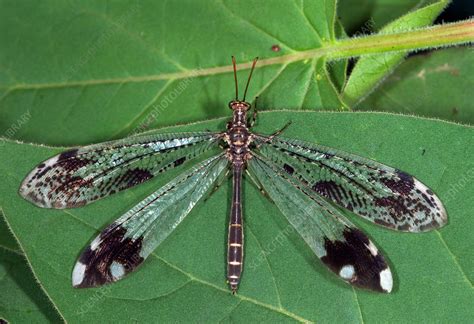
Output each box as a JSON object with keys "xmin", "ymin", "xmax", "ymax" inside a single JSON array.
[{"xmin": 0, "ymin": 49, "xmax": 331, "ymax": 95}]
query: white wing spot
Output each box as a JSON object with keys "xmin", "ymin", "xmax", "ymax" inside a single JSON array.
[
  {"xmin": 379, "ymin": 268, "xmax": 393, "ymax": 293},
  {"xmin": 339, "ymin": 265, "xmax": 355, "ymax": 280},
  {"xmin": 366, "ymin": 240, "xmax": 378, "ymax": 256},
  {"xmin": 110, "ymin": 261, "xmax": 125, "ymax": 280},
  {"xmin": 90, "ymin": 236, "xmax": 101, "ymax": 251},
  {"xmin": 44, "ymin": 155, "xmax": 59, "ymax": 168},
  {"xmin": 72, "ymin": 261, "xmax": 86, "ymax": 287}
]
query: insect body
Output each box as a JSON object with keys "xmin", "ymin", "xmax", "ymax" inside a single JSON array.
[
  {"xmin": 224, "ymin": 59, "xmax": 257, "ymax": 292},
  {"xmin": 19, "ymin": 58, "xmax": 447, "ymax": 294},
  {"xmin": 225, "ymin": 104, "xmax": 251, "ymax": 292}
]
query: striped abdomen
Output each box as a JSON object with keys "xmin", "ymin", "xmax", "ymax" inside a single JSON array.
[{"xmin": 227, "ymin": 165, "xmax": 244, "ymax": 293}]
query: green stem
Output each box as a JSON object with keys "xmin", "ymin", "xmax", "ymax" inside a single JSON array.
[
  {"xmin": 7, "ymin": 20, "xmax": 473, "ymax": 92},
  {"xmin": 327, "ymin": 19, "xmax": 474, "ymax": 59},
  {"xmin": 259, "ymin": 19, "xmax": 474, "ymax": 68}
]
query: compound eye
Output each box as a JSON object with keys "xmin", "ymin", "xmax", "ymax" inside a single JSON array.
[{"xmin": 228, "ymin": 100, "xmax": 237, "ymax": 109}]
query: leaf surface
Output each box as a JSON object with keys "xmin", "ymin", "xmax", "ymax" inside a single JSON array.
[
  {"xmin": 0, "ymin": 214, "xmax": 62, "ymax": 323},
  {"xmin": 342, "ymin": 0, "xmax": 448, "ymax": 106},
  {"xmin": 0, "ymin": 0, "xmax": 343, "ymax": 146},
  {"xmin": 1, "ymin": 111, "xmax": 473, "ymax": 323},
  {"xmin": 338, "ymin": 0, "xmax": 446, "ymax": 34},
  {"xmin": 359, "ymin": 47, "xmax": 474, "ymax": 124},
  {"xmin": 0, "ymin": 213, "xmax": 19, "ymax": 253}
]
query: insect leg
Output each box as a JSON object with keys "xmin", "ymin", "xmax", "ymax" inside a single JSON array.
[
  {"xmin": 268, "ymin": 121, "xmax": 292, "ymax": 139},
  {"xmin": 249, "ymin": 96, "xmax": 259, "ymax": 128},
  {"xmin": 255, "ymin": 121, "xmax": 292, "ymax": 148},
  {"xmin": 245, "ymin": 168, "xmax": 270, "ymax": 198},
  {"xmin": 203, "ymin": 166, "xmax": 231, "ymax": 202}
]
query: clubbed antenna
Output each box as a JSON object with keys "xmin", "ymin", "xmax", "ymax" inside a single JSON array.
[{"xmin": 243, "ymin": 57, "xmax": 258, "ymax": 101}]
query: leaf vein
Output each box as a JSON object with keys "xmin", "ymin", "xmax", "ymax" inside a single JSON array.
[
  {"xmin": 218, "ymin": 0, "xmax": 297, "ymax": 52},
  {"xmin": 298, "ymin": 58, "xmax": 318, "ymax": 109},
  {"xmin": 110, "ymin": 79, "xmax": 174, "ymax": 138},
  {"xmin": 80, "ymin": 7, "xmax": 188, "ymax": 72},
  {"xmin": 295, "ymin": 1, "xmax": 324, "ymax": 43},
  {"xmin": 106, "ymin": 280, "xmax": 193, "ymax": 302},
  {"xmin": 352, "ymin": 287, "xmax": 365, "ymax": 324},
  {"xmin": 435, "ymin": 230, "xmax": 473, "ymax": 288},
  {"xmin": 246, "ymin": 224, "xmax": 283, "ymax": 308},
  {"xmin": 217, "ymin": 299, "xmax": 242, "ymax": 323}
]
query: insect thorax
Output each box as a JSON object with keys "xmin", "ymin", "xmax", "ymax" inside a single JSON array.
[{"xmin": 225, "ymin": 108, "xmax": 252, "ymax": 165}]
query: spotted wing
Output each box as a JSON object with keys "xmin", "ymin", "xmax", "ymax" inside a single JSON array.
[
  {"xmin": 20, "ymin": 132, "xmax": 221, "ymax": 209},
  {"xmin": 254, "ymin": 135, "xmax": 447, "ymax": 232},
  {"xmin": 72, "ymin": 154, "xmax": 229, "ymax": 288},
  {"xmin": 248, "ymin": 153, "xmax": 392, "ymax": 293}
]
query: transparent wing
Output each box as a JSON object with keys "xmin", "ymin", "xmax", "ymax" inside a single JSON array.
[
  {"xmin": 20, "ymin": 132, "xmax": 221, "ymax": 209},
  {"xmin": 254, "ymin": 135, "xmax": 447, "ymax": 232},
  {"xmin": 248, "ymin": 153, "xmax": 393, "ymax": 293},
  {"xmin": 72, "ymin": 153, "xmax": 229, "ymax": 288}
]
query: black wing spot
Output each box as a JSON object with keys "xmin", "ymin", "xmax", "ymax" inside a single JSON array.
[
  {"xmin": 381, "ymin": 170, "xmax": 414, "ymax": 195},
  {"xmin": 283, "ymin": 163, "xmax": 294, "ymax": 175},
  {"xmin": 60, "ymin": 158, "xmax": 93, "ymax": 172},
  {"xmin": 321, "ymin": 228, "xmax": 388, "ymax": 292},
  {"xmin": 173, "ymin": 157, "xmax": 186, "ymax": 167},
  {"xmin": 312, "ymin": 180, "xmax": 344, "ymax": 204},
  {"xmin": 374, "ymin": 196, "xmax": 410, "ymax": 218},
  {"xmin": 76, "ymin": 226, "xmax": 144, "ymax": 288},
  {"xmin": 123, "ymin": 168, "xmax": 153, "ymax": 188},
  {"xmin": 58, "ymin": 148, "xmax": 79, "ymax": 161},
  {"xmin": 35, "ymin": 166, "xmax": 52, "ymax": 179}
]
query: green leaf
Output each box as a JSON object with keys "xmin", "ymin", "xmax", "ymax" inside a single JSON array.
[
  {"xmin": 0, "ymin": 0, "xmax": 343, "ymax": 146},
  {"xmin": 0, "ymin": 211, "xmax": 62, "ymax": 323},
  {"xmin": 1, "ymin": 111, "xmax": 473, "ymax": 322},
  {"xmin": 0, "ymin": 212, "xmax": 19, "ymax": 253},
  {"xmin": 2, "ymin": 1, "xmax": 470, "ymax": 147},
  {"xmin": 338, "ymin": 0, "xmax": 445, "ymax": 34},
  {"xmin": 342, "ymin": 0, "xmax": 449, "ymax": 106},
  {"xmin": 358, "ymin": 47, "xmax": 474, "ymax": 124},
  {"xmin": 0, "ymin": 215, "xmax": 62, "ymax": 323}
]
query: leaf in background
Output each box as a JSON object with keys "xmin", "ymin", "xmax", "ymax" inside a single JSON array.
[
  {"xmin": 338, "ymin": 0, "xmax": 445, "ymax": 34},
  {"xmin": 358, "ymin": 47, "xmax": 474, "ymax": 124},
  {"xmin": 342, "ymin": 0, "xmax": 448, "ymax": 106},
  {"xmin": 1, "ymin": 111, "xmax": 473, "ymax": 322},
  {"xmin": 0, "ymin": 214, "xmax": 62, "ymax": 323},
  {"xmin": 0, "ymin": 212, "xmax": 19, "ymax": 253},
  {"xmin": 0, "ymin": 0, "xmax": 345, "ymax": 146}
]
